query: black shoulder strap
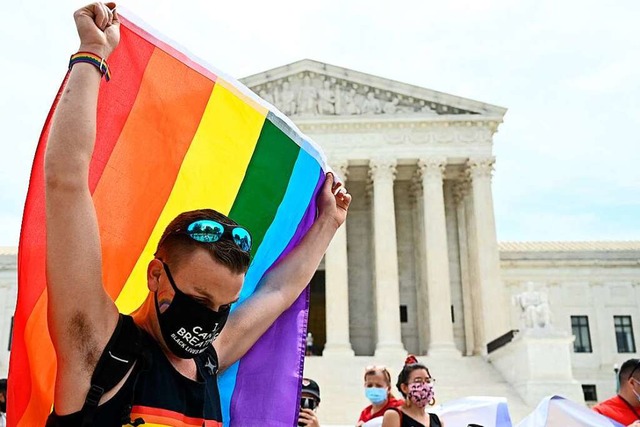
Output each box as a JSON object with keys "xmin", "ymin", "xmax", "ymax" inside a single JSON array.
[
  {"xmin": 80, "ymin": 314, "xmax": 144, "ymax": 427},
  {"xmin": 429, "ymin": 412, "xmax": 442, "ymax": 427},
  {"xmin": 196, "ymin": 345, "xmax": 219, "ymax": 377}
]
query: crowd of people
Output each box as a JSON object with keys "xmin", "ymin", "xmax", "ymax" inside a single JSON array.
[
  {"xmin": 299, "ymin": 355, "xmax": 443, "ymax": 427},
  {"xmin": 299, "ymin": 356, "xmax": 640, "ymax": 427}
]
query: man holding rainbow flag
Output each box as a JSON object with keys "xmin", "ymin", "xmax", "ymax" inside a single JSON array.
[{"xmin": 17, "ymin": 2, "xmax": 352, "ymax": 426}]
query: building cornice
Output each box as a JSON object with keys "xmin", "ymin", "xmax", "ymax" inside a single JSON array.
[
  {"xmin": 499, "ymin": 241, "xmax": 640, "ymax": 252},
  {"xmin": 241, "ymin": 59, "xmax": 507, "ymax": 117}
]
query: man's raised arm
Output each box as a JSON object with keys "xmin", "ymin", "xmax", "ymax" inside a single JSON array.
[
  {"xmin": 215, "ymin": 173, "xmax": 351, "ymax": 370},
  {"xmin": 44, "ymin": 2, "xmax": 120, "ymax": 412}
]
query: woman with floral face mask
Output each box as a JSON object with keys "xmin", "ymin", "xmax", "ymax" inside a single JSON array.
[
  {"xmin": 381, "ymin": 355, "xmax": 444, "ymax": 427},
  {"xmin": 356, "ymin": 365, "xmax": 403, "ymax": 426}
]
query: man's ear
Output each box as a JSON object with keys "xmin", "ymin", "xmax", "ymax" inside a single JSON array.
[{"xmin": 147, "ymin": 258, "xmax": 163, "ymax": 292}]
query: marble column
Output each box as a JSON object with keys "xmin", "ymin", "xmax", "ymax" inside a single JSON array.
[
  {"xmin": 463, "ymin": 183, "xmax": 485, "ymax": 354},
  {"xmin": 453, "ymin": 180, "xmax": 475, "ymax": 356},
  {"xmin": 323, "ymin": 159, "xmax": 354, "ymax": 356},
  {"xmin": 411, "ymin": 176, "xmax": 429, "ymax": 355},
  {"xmin": 466, "ymin": 158, "xmax": 509, "ymax": 349},
  {"xmin": 370, "ymin": 157, "xmax": 406, "ymax": 357},
  {"xmin": 418, "ymin": 158, "xmax": 459, "ymax": 356}
]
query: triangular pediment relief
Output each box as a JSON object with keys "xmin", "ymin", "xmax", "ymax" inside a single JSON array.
[{"xmin": 240, "ymin": 59, "xmax": 506, "ymax": 119}]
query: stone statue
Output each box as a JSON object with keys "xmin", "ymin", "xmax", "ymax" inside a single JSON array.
[
  {"xmin": 297, "ymin": 75, "xmax": 318, "ymax": 115},
  {"xmin": 277, "ymin": 81, "xmax": 296, "ymax": 115},
  {"xmin": 361, "ymin": 91, "xmax": 382, "ymax": 114},
  {"xmin": 340, "ymin": 88, "xmax": 360, "ymax": 115},
  {"xmin": 259, "ymin": 90, "xmax": 275, "ymax": 106},
  {"xmin": 317, "ymin": 80, "xmax": 336, "ymax": 115},
  {"xmin": 383, "ymin": 97, "xmax": 400, "ymax": 114},
  {"xmin": 420, "ymin": 104, "xmax": 438, "ymax": 115},
  {"xmin": 513, "ymin": 282, "xmax": 552, "ymax": 330}
]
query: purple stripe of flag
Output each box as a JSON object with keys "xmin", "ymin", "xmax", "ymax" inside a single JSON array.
[{"xmin": 229, "ymin": 171, "xmax": 324, "ymax": 426}]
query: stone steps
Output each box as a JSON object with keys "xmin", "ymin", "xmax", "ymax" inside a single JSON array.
[{"xmin": 303, "ymin": 354, "xmax": 535, "ymax": 425}]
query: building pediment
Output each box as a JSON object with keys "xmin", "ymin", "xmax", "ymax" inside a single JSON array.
[{"xmin": 240, "ymin": 59, "xmax": 506, "ymax": 120}]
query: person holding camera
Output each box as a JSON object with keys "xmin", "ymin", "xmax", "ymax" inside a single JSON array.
[{"xmin": 299, "ymin": 378, "xmax": 322, "ymax": 427}]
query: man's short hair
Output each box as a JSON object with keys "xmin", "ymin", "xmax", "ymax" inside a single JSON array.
[
  {"xmin": 156, "ymin": 209, "xmax": 251, "ymax": 274},
  {"xmin": 0, "ymin": 378, "xmax": 6, "ymax": 393},
  {"xmin": 619, "ymin": 358, "xmax": 640, "ymax": 383}
]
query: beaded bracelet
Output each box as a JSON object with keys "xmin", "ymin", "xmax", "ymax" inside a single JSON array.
[{"xmin": 68, "ymin": 51, "xmax": 111, "ymax": 82}]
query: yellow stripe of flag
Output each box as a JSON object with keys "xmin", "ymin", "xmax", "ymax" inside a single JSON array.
[{"xmin": 115, "ymin": 83, "xmax": 267, "ymax": 313}]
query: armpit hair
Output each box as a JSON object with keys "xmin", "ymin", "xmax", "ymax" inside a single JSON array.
[{"xmin": 67, "ymin": 311, "xmax": 101, "ymax": 371}]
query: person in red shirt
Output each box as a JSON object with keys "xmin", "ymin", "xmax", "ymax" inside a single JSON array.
[
  {"xmin": 357, "ymin": 365, "xmax": 404, "ymax": 426},
  {"xmin": 593, "ymin": 358, "xmax": 640, "ymax": 426}
]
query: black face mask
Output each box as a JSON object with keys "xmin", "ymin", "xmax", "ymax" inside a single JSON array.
[
  {"xmin": 155, "ymin": 262, "xmax": 230, "ymax": 359},
  {"xmin": 0, "ymin": 398, "xmax": 5, "ymax": 413}
]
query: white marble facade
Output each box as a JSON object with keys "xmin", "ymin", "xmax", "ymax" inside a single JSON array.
[
  {"xmin": 243, "ymin": 59, "xmax": 510, "ymax": 359},
  {"xmin": 0, "ymin": 248, "xmax": 17, "ymax": 378},
  {"xmin": 2, "ymin": 61, "xmax": 640, "ymax": 424}
]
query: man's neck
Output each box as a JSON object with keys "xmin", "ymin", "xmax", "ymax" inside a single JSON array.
[
  {"xmin": 132, "ymin": 296, "xmax": 198, "ymax": 378},
  {"xmin": 619, "ymin": 389, "xmax": 640, "ymax": 409},
  {"xmin": 370, "ymin": 401, "xmax": 386, "ymax": 413}
]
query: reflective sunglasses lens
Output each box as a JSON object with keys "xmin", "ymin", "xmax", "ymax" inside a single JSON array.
[
  {"xmin": 187, "ymin": 220, "xmax": 224, "ymax": 243},
  {"xmin": 232, "ymin": 228, "xmax": 252, "ymax": 252}
]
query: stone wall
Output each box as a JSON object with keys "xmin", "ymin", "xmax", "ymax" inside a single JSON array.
[
  {"xmin": 0, "ymin": 250, "xmax": 17, "ymax": 377},
  {"xmin": 500, "ymin": 244, "xmax": 640, "ymax": 404}
]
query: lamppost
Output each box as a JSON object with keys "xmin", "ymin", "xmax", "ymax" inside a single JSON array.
[{"xmin": 614, "ymin": 363, "xmax": 620, "ymax": 394}]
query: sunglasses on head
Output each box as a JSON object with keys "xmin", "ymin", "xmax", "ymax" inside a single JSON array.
[{"xmin": 177, "ymin": 219, "xmax": 252, "ymax": 252}]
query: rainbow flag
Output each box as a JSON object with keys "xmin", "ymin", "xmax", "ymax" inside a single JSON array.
[{"xmin": 9, "ymin": 11, "xmax": 327, "ymax": 427}]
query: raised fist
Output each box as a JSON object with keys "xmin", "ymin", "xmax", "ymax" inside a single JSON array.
[{"xmin": 73, "ymin": 2, "xmax": 120, "ymax": 59}]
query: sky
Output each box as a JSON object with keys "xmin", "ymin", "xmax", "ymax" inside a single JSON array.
[{"xmin": 0, "ymin": 0, "xmax": 639, "ymax": 246}]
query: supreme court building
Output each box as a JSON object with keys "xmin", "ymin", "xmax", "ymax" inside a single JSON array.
[
  {"xmin": 2, "ymin": 60, "xmax": 640, "ymax": 424},
  {"xmin": 243, "ymin": 59, "xmax": 509, "ymax": 360}
]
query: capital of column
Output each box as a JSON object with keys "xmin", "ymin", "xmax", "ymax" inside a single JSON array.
[
  {"xmin": 329, "ymin": 157, "xmax": 350, "ymax": 182},
  {"xmin": 369, "ymin": 157, "xmax": 397, "ymax": 182},
  {"xmin": 452, "ymin": 179, "xmax": 471, "ymax": 206},
  {"xmin": 409, "ymin": 173, "xmax": 423, "ymax": 202},
  {"xmin": 466, "ymin": 157, "xmax": 495, "ymax": 180},
  {"xmin": 417, "ymin": 157, "xmax": 447, "ymax": 182}
]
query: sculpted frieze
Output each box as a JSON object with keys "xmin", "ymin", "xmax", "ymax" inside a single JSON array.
[
  {"xmin": 309, "ymin": 126, "xmax": 494, "ymax": 155},
  {"xmin": 251, "ymin": 72, "xmax": 478, "ymax": 117}
]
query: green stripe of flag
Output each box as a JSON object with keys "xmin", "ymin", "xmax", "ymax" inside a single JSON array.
[{"xmin": 229, "ymin": 119, "xmax": 301, "ymax": 257}]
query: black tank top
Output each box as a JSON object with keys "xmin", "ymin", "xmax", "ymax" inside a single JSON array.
[
  {"xmin": 46, "ymin": 327, "xmax": 222, "ymax": 426},
  {"xmin": 385, "ymin": 407, "xmax": 442, "ymax": 427}
]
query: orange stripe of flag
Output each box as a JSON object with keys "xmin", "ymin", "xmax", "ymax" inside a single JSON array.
[
  {"xmin": 90, "ymin": 25, "xmax": 156, "ymax": 191},
  {"xmin": 93, "ymin": 48, "xmax": 215, "ymax": 302},
  {"xmin": 130, "ymin": 405, "xmax": 221, "ymax": 427}
]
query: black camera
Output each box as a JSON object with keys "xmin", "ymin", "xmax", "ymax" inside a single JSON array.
[
  {"xmin": 300, "ymin": 397, "xmax": 317, "ymax": 410},
  {"xmin": 298, "ymin": 397, "xmax": 318, "ymax": 426}
]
